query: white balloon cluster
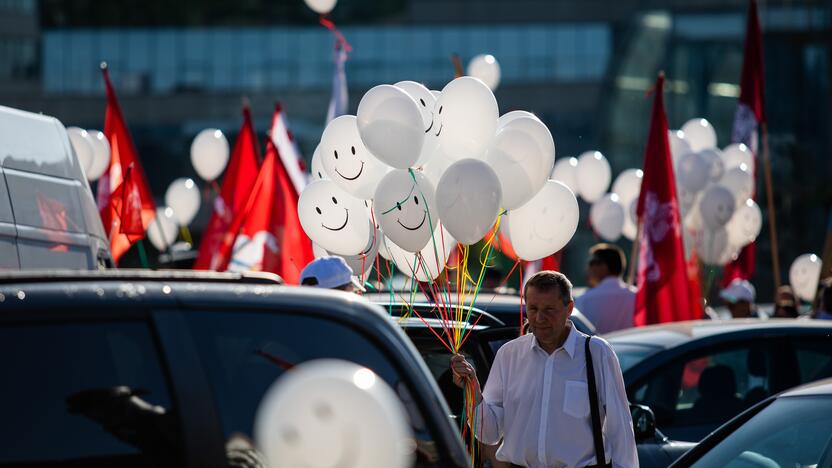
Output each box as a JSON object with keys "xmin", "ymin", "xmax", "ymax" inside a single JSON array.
[
  {"xmin": 66, "ymin": 127, "xmax": 112, "ymax": 181},
  {"xmin": 669, "ymin": 118, "xmax": 761, "ymax": 266},
  {"xmin": 299, "ymin": 76, "xmax": 581, "ymax": 280}
]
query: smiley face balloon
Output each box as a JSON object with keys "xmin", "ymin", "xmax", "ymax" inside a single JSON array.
[
  {"xmin": 320, "ymin": 115, "xmax": 390, "ymax": 200},
  {"xmin": 504, "ymin": 180, "xmax": 579, "ymax": 261},
  {"xmin": 298, "ymin": 180, "xmax": 371, "ymax": 256},
  {"xmin": 698, "ymin": 184, "xmax": 736, "ymax": 230},
  {"xmin": 254, "ymin": 359, "xmax": 414, "ymax": 468},
  {"xmin": 430, "ymin": 76, "xmax": 499, "ymax": 162},
  {"xmin": 374, "ymin": 169, "xmax": 438, "ymax": 253},
  {"xmin": 395, "ymin": 80, "xmax": 438, "ymax": 167}
]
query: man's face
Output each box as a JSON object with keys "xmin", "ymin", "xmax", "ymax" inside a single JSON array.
[
  {"xmin": 525, "ymin": 286, "xmax": 573, "ymax": 345},
  {"xmin": 728, "ymin": 300, "xmax": 752, "ymax": 318}
]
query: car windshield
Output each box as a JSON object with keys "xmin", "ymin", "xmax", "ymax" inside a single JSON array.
[
  {"xmin": 609, "ymin": 341, "xmax": 661, "ymax": 372},
  {"xmin": 692, "ymin": 396, "xmax": 832, "ymax": 468}
]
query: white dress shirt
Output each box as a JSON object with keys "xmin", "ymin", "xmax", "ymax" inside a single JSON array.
[
  {"xmin": 575, "ymin": 277, "xmax": 636, "ymax": 334},
  {"xmin": 474, "ymin": 325, "xmax": 638, "ymax": 468}
]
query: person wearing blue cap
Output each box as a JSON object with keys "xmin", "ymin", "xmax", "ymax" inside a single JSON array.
[{"xmin": 299, "ymin": 256, "xmax": 365, "ymax": 293}]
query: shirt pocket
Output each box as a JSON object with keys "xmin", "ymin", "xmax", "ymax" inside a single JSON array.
[{"xmin": 563, "ymin": 380, "xmax": 590, "ymax": 419}]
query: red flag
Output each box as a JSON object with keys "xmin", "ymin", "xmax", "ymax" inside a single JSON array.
[
  {"xmin": 635, "ymin": 74, "xmax": 700, "ymax": 325},
  {"xmin": 97, "ymin": 65, "xmax": 156, "ymax": 263},
  {"xmin": 110, "ymin": 163, "xmax": 144, "ymax": 241},
  {"xmin": 214, "ymin": 106, "xmax": 314, "ymax": 284},
  {"xmin": 194, "ymin": 106, "xmax": 261, "ymax": 270},
  {"xmin": 723, "ymin": 0, "xmax": 766, "ymax": 286}
]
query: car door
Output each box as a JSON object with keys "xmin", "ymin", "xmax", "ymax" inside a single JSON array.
[
  {"xmin": 628, "ymin": 337, "xmax": 792, "ymax": 443},
  {"xmin": 0, "ymin": 311, "xmax": 189, "ymax": 467}
]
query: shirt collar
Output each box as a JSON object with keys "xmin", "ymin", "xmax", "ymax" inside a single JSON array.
[
  {"xmin": 529, "ymin": 323, "xmax": 578, "ymax": 358},
  {"xmin": 597, "ymin": 276, "xmax": 623, "ymax": 289}
]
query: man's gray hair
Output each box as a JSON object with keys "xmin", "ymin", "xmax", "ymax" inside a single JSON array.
[{"xmin": 524, "ymin": 270, "xmax": 573, "ymax": 306}]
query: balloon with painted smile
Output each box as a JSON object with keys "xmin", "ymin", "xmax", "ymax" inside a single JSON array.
[
  {"xmin": 504, "ymin": 180, "xmax": 579, "ymax": 261},
  {"xmin": 373, "ymin": 170, "xmax": 438, "ymax": 253},
  {"xmin": 298, "ymin": 180, "xmax": 371, "ymax": 256},
  {"xmin": 429, "ymin": 76, "xmax": 499, "ymax": 163},
  {"xmin": 320, "ymin": 115, "xmax": 390, "ymax": 200},
  {"xmin": 395, "ymin": 81, "xmax": 438, "ymax": 167}
]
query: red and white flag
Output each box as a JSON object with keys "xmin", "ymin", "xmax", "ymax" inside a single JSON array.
[
  {"xmin": 214, "ymin": 106, "xmax": 314, "ymax": 283},
  {"xmin": 722, "ymin": 0, "xmax": 766, "ymax": 286},
  {"xmin": 194, "ymin": 106, "xmax": 261, "ymax": 270},
  {"xmin": 97, "ymin": 66, "xmax": 156, "ymax": 263},
  {"xmin": 635, "ymin": 74, "xmax": 701, "ymax": 325}
]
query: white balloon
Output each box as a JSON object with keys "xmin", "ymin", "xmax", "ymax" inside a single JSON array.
[
  {"xmin": 357, "ymin": 85, "xmax": 425, "ymax": 169},
  {"xmin": 466, "ymin": 54, "xmax": 501, "ymax": 91},
  {"xmin": 698, "ymin": 148, "xmax": 725, "ymax": 182},
  {"xmin": 254, "ymin": 359, "xmax": 413, "ymax": 468},
  {"xmin": 395, "ymin": 81, "xmax": 438, "ymax": 167},
  {"xmin": 373, "ymin": 170, "xmax": 438, "ymax": 253},
  {"xmin": 147, "ymin": 207, "xmax": 178, "ymax": 251},
  {"xmin": 726, "ymin": 199, "xmax": 762, "ymax": 248},
  {"xmin": 497, "ymin": 110, "xmax": 541, "ymax": 129},
  {"xmin": 612, "ymin": 169, "xmax": 643, "ymax": 206},
  {"xmin": 504, "ymin": 180, "xmax": 579, "ymax": 261},
  {"xmin": 550, "ymin": 157, "xmax": 579, "ymax": 194},
  {"xmin": 576, "ymin": 151, "xmax": 611, "ymax": 203},
  {"xmin": 320, "ymin": 115, "xmax": 390, "ymax": 200},
  {"xmin": 484, "ymin": 116, "xmax": 555, "ymax": 209},
  {"xmin": 298, "ymin": 180, "xmax": 371, "ymax": 256},
  {"xmin": 696, "ymin": 227, "xmax": 736, "ymax": 266},
  {"xmin": 191, "ymin": 129, "xmax": 230, "ymax": 182},
  {"xmin": 303, "ymin": 0, "xmax": 337, "ymax": 14},
  {"xmin": 699, "ymin": 184, "xmax": 736, "ymax": 230},
  {"xmin": 67, "ymin": 127, "xmax": 95, "ymax": 175},
  {"xmin": 681, "ymin": 118, "xmax": 717, "ymax": 151},
  {"xmin": 165, "ymin": 178, "xmax": 201, "ymax": 226},
  {"xmin": 418, "ymin": 155, "xmax": 452, "ymax": 193},
  {"xmin": 430, "ymin": 77, "xmax": 499, "ymax": 162},
  {"xmin": 789, "ymin": 254, "xmax": 823, "ymax": 302},
  {"xmin": 436, "ymin": 159, "xmax": 502, "ymax": 245},
  {"xmin": 310, "ymin": 145, "xmax": 328, "ymax": 181},
  {"xmin": 86, "ymin": 130, "xmax": 111, "ymax": 182},
  {"xmin": 668, "ymin": 129, "xmax": 692, "ymax": 167},
  {"xmin": 590, "ymin": 193, "xmax": 625, "ymax": 241},
  {"xmin": 315, "ymin": 226, "xmax": 381, "ymax": 280},
  {"xmin": 676, "ymin": 151, "xmax": 710, "ymax": 194},
  {"xmin": 383, "ymin": 226, "xmax": 456, "ymax": 282},
  {"xmin": 722, "ymin": 143, "xmax": 755, "ymax": 173},
  {"xmin": 720, "ymin": 164, "xmax": 754, "ymax": 205}
]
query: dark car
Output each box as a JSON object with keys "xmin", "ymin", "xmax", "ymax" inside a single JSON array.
[
  {"xmin": 0, "ymin": 270, "xmax": 469, "ymax": 468},
  {"xmin": 670, "ymin": 377, "xmax": 832, "ymax": 467},
  {"xmin": 365, "ymin": 292, "xmax": 597, "ymax": 334},
  {"xmin": 606, "ymin": 319, "xmax": 832, "ymax": 446}
]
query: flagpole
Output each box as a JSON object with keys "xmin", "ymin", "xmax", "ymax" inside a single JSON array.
[
  {"xmin": 628, "ymin": 221, "xmax": 641, "ymax": 286},
  {"xmin": 452, "ymin": 54, "xmax": 464, "ymax": 78},
  {"xmin": 760, "ymin": 122, "xmax": 781, "ymax": 291}
]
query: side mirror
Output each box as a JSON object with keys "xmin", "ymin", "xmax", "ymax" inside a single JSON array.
[{"xmin": 630, "ymin": 403, "xmax": 656, "ymax": 442}]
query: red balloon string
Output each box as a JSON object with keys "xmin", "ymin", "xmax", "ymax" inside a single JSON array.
[{"xmin": 319, "ymin": 15, "xmax": 352, "ymax": 53}]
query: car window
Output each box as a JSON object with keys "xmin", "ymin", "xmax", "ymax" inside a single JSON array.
[
  {"xmin": 630, "ymin": 344, "xmax": 773, "ymax": 442},
  {"xmin": 793, "ymin": 338, "xmax": 832, "ymax": 383},
  {"xmin": 0, "ymin": 321, "xmax": 181, "ymax": 466},
  {"xmin": 186, "ymin": 311, "xmax": 447, "ymax": 467},
  {"xmin": 692, "ymin": 396, "xmax": 832, "ymax": 468},
  {"xmin": 609, "ymin": 342, "xmax": 661, "ymax": 372}
]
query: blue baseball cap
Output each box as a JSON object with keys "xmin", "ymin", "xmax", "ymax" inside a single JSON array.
[{"xmin": 300, "ymin": 256, "xmax": 365, "ymax": 291}]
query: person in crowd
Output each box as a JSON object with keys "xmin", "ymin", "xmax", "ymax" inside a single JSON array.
[
  {"xmin": 773, "ymin": 285, "xmax": 800, "ymax": 318},
  {"xmin": 574, "ymin": 243, "xmax": 636, "ymax": 334},
  {"xmin": 719, "ymin": 278, "xmax": 757, "ymax": 319},
  {"xmin": 450, "ymin": 271, "xmax": 637, "ymax": 468},
  {"xmin": 299, "ymin": 256, "xmax": 365, "ymax": 293},
  {"xmin": 814, "ymin": 278, "xmax": 832, "ymax": 320}
]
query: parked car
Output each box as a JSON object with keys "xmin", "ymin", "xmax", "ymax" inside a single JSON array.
[
  {"xmin": 365, "ymin": 292, "xmax": 597, "ymax": 333},
  {"xmin": 0, "ymin": 270, "xmax": 469, "ymax": 468},
  {"xmin": 670, "ymin": 377, "xmax": 832, "ymax": 467},
  {"xmin": 0, "ymin": 105, "xmax": 111, "ymax": 269},
  {"xmin": 606, "ymin": 319, "xmax": 832, "ymax": 444}
]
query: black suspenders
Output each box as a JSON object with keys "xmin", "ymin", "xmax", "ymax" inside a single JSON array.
[{"xmin": 585, "ymin": 336, "xmax": 612, "ymax": 468}]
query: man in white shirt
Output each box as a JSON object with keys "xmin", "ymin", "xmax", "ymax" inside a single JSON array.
[
  {"xmin": 451, "ymin": 271, "xmax": 637, "ymax": 468},
  {"xmin": 574, "ymin": 244, "xmax": 636, "ymax": 334}
]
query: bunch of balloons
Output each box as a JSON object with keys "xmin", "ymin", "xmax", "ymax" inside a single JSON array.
[
  {"xmin": 299, "ymin": 76, "xmax": 579, "ymax": 282},
  {"xmin": 669, "ymin": 118, "xmax": 761, "ymax": 265},
  {"xmin": 67, "ymin": 127, "xmax": 112, "ymax": 182}
]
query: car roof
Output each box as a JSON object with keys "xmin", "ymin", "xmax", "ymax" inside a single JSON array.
[
  {"xmin": 0, "ymin": 268, "xmax": 283, "ymax": 285},
  {"xmin": 604, "ymin": 319, "xmax": 832, "ymax": 350},
  {"xmin": 780, "ymin": 377, "xmax": 832, "ymax": 398}
]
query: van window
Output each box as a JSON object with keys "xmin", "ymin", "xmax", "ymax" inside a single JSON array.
[
  {"xmin": 186, "ymin": 311, "xmax": 446, "ymax": 467},
  {"xmin": 0, "ymin": 321, "xmax": 182, "ymax": 466}
]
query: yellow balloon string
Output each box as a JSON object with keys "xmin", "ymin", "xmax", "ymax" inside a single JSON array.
[{"xmin": 180, "ymin": 225, "xmax": 193, "ymax": 245}]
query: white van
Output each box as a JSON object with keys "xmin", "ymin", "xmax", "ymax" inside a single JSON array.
[{"xmin": 0, "ymin": 105, "xmax": 112, "ymax": 269}]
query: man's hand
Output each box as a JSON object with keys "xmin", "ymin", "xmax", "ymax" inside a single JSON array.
[{"xmin": 450, "ymin": 354, "xmax": 477, "ymax": 388}]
